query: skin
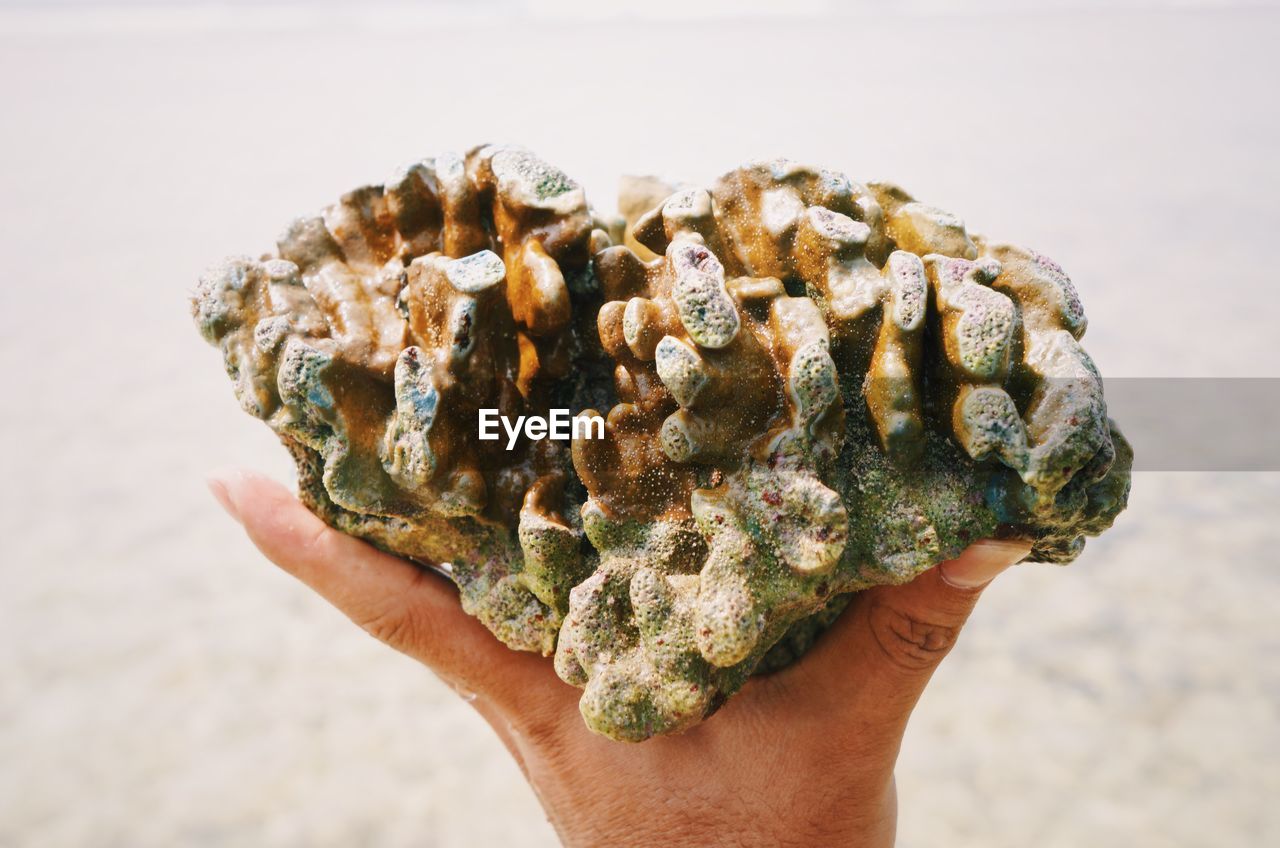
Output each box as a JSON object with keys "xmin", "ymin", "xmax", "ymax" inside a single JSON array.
[{"xmin": 208, "ymin": 469, "xmax": 1031, "ymax": 848}]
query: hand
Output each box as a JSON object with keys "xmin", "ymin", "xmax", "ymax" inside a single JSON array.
[{"xmin": 208, "ymin": 469, "xmax": 1030, "ymax": 848}]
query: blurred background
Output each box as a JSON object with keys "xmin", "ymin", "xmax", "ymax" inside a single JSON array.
[{"xmin": 2, "ymin": 1, "xmax": 1277, "ymax": 845}]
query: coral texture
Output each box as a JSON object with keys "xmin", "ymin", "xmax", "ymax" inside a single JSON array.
[
  {"xmin": 193, "ymin": 145, "xmax": 605, "ymax": 653},
  {"xmin": 193, "ymin": 148, "xmax": 1131, "ymax": 741}
]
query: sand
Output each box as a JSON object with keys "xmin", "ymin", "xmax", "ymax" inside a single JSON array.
[{"xmin": 1, "ymin": 2, "xmax": 1277, "ymax": 845}]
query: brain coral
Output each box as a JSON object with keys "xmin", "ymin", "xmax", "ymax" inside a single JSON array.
[{"xmin": 193, "ymin": 146, "xmax": 1131, "ymax": 741}]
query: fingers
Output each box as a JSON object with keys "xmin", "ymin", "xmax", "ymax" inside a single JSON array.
[
  {"xmin": 206, "ymin": 468, "xmax": 571, "ymax": 716},
  {"xmin": 208, "ymin": 469, "xmax": 422, "ymax": 619},
  {"xmin": 786, "ymin": 539, "xmax": 1032, "ymax": 734}
]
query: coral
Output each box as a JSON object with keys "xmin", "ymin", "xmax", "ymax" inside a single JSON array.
[
  {"xmin": 192, "ymin": 145, "xmax": 607, "ymax": 653},
  {"xmin": 194, "ymin": 149, "xmax": 1131, "ymax": 742}
]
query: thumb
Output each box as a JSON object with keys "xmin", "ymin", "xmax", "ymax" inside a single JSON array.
[{"xmin": 799, "ymin": 539, "xmax": 1032, "ymax": 729}]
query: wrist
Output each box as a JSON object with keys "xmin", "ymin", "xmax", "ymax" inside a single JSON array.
[{"xmin": 537, "ymin": 764, "xmax": 896, "ymax": 848}]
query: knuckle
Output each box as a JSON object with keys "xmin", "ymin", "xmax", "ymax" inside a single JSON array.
[
  {"xmin": 301, "ymin": 520, "xmax": 335, "ymax": 559},
  {"xmin": 354, "ymin": 570, "xmax": 438, "ymax": 653},
  {"xmin": 867, "ymin": 599, "xmax": 961, "ymax": 672},
  {"xmin": 357, "ymin": 602, "xmax": 418, "ymax": 651}
]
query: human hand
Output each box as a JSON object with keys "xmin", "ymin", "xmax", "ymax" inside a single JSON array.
[{"xmin": 208, "ymin": 469, "xmax": 1030, "ymax": 848}]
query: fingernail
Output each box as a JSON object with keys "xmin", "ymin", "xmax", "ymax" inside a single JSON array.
[
  {"xmin": 206, "ymin": 470, "xmax": 241, "ymax": 523},
  {"xmin": 939, "ymin": 539, "xmax": 1032, "ymax": 589}
]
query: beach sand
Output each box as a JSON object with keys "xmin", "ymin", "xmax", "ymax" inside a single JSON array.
[{"xmin": 1, "ymin": 3, "xmax": 1277, "ymax": 845}]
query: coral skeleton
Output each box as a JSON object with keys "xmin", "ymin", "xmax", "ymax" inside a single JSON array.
[{"xmin": 194, "ymin": 146, "xmax": 1131, "ymax": 741}]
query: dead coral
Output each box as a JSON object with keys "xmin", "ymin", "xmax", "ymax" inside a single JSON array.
[
  {"xmin": 194, "ymin": 151, "xmax": 1131, "ymax": 742},
  {"xmin": 193, "ymin": 145, "xmax": 600, "ymax": 653}
]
